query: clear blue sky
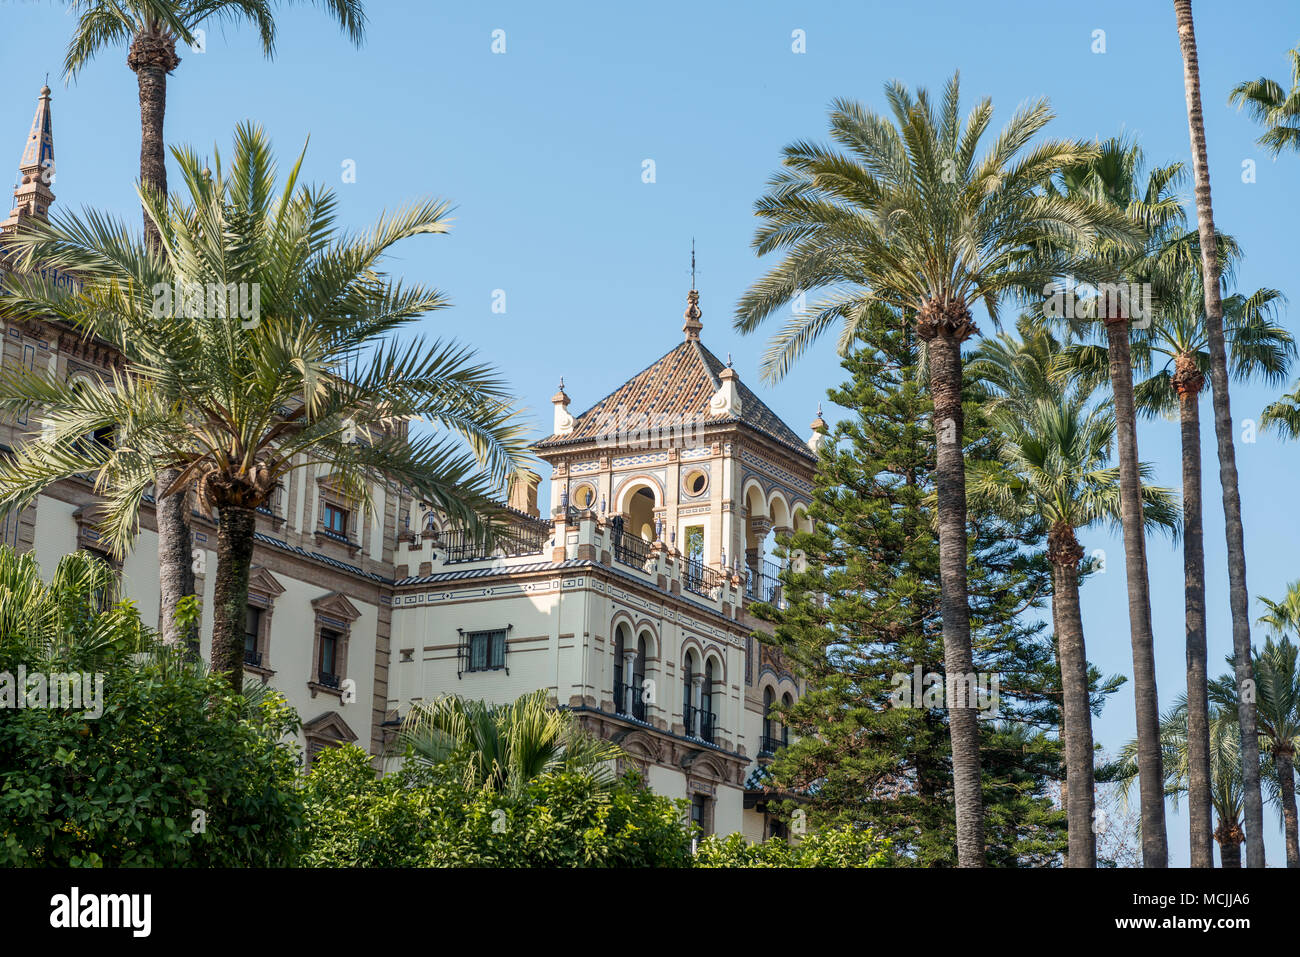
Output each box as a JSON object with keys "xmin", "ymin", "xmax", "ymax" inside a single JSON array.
[{"xmin": 4, "ymin": 0, "xmax": 1298, "ymax": 864}]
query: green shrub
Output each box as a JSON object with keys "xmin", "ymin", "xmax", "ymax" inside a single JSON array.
[
  {"xmin": 301, "ymin": 746, "xmax": 693, "ymax": 867},
  {"xmin": 694, "ymin": 825, "xmax": 893, "ymax": 868},
  {"xmin": 0, "ymin": 654, "xmax": 305, "ymax": 867}
]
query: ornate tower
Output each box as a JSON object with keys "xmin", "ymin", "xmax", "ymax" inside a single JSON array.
[
  {"xmin": 533, "ymin": 284, "xmax": 819, "ymax": 590},
  {"xmin": 2, "ymin": 84, "xmax": 56, "ymax": 236}
]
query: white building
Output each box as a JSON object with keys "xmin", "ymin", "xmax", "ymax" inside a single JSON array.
[{"xmin": 1, "ymin": 85, "xmax": 818, "ymax": 839}]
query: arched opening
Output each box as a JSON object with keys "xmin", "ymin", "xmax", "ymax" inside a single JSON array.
[
  {"xmin": 682, "ymin": 649, "xmax": 698, "ymax": 736},
  {"xmin": 627, "ymin": 486, "xmax": 656, "ymax": 542},
  {"xmin": 761, "ymin": 686, "xmax": 775, "ymax": 755},
  {"xmin": 700, "ymin": 658, "xmax": 716, "ymax": 744},
  {"xmin": 781, "ymin": 692, "xmax": 793, "ymax": 748},
  {"xmin": 613, "ymin": 622, "xmax": 648, "ymax": 720}
]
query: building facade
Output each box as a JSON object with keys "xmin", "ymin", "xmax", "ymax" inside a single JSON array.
[{"xmin": 1, "ymin": 86, "xmax": 818, "ymax": 838}]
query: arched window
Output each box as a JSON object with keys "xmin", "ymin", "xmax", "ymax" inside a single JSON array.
[
  {"xmin": 700, "ymin": 659, "xmax": 716, "ymax": 743},
  {"xmin": 781, "ymin": 692, "xmax": 793, "ymax": 748},
  {"xmin": 761, "ymin": 687, "xmax": 775, "ymax": 755},
  {"xmin": 682, "ymin": 651, "xmax": 696, "ymax": 735},
  {"xmin": 614, "ymin": 624, "xmax": 649, "ymax": 721}
]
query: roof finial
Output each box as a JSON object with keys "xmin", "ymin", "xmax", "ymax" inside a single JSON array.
[
  {"xmin": 683, "ymin": 241, "xmax": 703, "ymax": 341},
  {"xmin": 727, "ymin": 352, "xmax": 733, "ymax": 369}
]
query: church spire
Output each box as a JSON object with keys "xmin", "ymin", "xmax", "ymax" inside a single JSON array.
[
  {"xmin": 2, "ymin": 83, "xmax": 56, "ymax": 235},
  {"xmin": 682, "ymin": 240, "xmax": 702, "ymax": 340}
]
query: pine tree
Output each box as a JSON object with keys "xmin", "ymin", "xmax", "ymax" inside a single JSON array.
[{"xmin": 753, "ymin": 322, "xmax": 1117, "ymax": 866}]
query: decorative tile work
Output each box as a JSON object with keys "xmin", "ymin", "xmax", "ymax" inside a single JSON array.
[
  {"xmin": 740, "ymin": 450, "xmax": 815, "ymax": 495},
  {"xmin": 612, "ymin": 451, "xmax": 669, "ymax": 468},
  {"xmin": 535, "ymin": 338, "xmax": 814, "ymax": 460}
]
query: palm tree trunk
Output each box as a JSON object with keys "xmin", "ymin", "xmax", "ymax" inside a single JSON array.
[
  {"xmin": 1174, "ymin": 0, "xmax": 1267, "ymax": 869},
  {"xmin": 210, "ymin": 505, "xmax": 256, "ymax": 684},
  {"xmin": 920, "ymin": 307, "xmax": 984, "ymax": 867},
  {"xmin": 1103, "ymin": 314, "xmax": 1168, "ymax": 866},
  {"xmin": 1049, "ymin": 524, "xmax": 1096, "ymax": 867},
  {"xmin": 1176, "ymin": 361, "xmax": 1214, "ymax": 868},
  {"xmin": 1278, "ymin": 749, "xmax": 1299, "ymax": 867},
  {"xmin": 128, "ymin": 29, "xmax": 194, "ymax": 649},
  {"xmin": 1215, "ymin": 820, "xmax": 1244, "ymax": 868},
  {"xmin": 1050, "ymin": 584, "xmax": 1068, "ymax": 866}
]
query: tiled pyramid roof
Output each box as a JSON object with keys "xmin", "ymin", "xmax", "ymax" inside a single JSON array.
[{"xmin": 535, "ymin": 337, "xmax": 815, "ymax": 461}]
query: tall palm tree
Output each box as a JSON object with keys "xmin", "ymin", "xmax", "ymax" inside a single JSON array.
[
  {"xmin": 62, "ymin": 0, "xmax": 366, "ymax": 648},
  {"xmin": 1048, "ymin": 136, "xmax": 1188, "ymax": 866},
  {"xmin": 396, "ymin": 690, "xmax": 624, "ymax": 798},
  {"xmin": 1247, "ymin": 589, "xmax": 1300, "ymax": 867},
  {"xmin": 733, "ymin": 74, "xmax": 1129, "ymax": 866},
  {"xmin": 1174, "ymin": 0, "xmax": 1268, "ymax": 868},
  {"xmin": 1109, "ymin": 700, "xmax": 1247, "ymax": 867},
  {"xmin": 1229, "ymin": 43, "xmax": 1300, "ymax": 158},
  {"xmin": 1060, "ymin": 268, "xmax": 1292, "ymax": 867},
  {"xmin": 0, "ymin": 123, "xmax": 529, "ymax": 684},
  {"xmin": 968, "ymin": 321, "xmax": 1180, "ymax": 868}
]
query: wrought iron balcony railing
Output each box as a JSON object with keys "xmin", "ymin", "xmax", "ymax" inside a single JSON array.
[
  {"xmin": 613, "ymin": 680, "xmax": 647, "ymax": 721},
  {"xmin": 681, "ymin": 556, "xmax": 723, "ymax": 598},
  {"xmin": 745, "ymin": 559, "xmax": 786, "ymax": 607},
  {"xmin": 612, "ymin": 533, "xmax": 652, "ymax": 571},
  {"xmin": 438, "ymin": 523, "xmax": 550, "ymax": 563},
  {"xmin": 683, "ymin": 705, "xmax": 717, "ymax": 745}
]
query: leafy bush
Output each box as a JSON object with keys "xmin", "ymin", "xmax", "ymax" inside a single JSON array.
[
  {"xmin": 694, "ymin": 826, "xmax": 893, "ymax": 868},
  {"xmin": 0, "ymin": 653, "xmax": 306, "ymax": 867},
  {"xmin": 301, "ymin": 745, "xmax": 693, "ymax": 867},
  {"xmin": 0, "ymin": 550, "xmax": 305, "ymax": 866}
]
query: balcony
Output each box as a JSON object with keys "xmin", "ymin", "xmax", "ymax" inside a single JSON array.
[
  {"xmin": 683, "ymin": 705, "xmax": 717, "ymax": 745},
  {"xmin": 682, "ymin": 555, "xmax": 723, "ymax": 598},
  {"xmin": 745, "ymin": 559, "xmax": 786, "ymax": 608},
  {"xmin": 243, "ymin": 649, "xmax": 263, "ymax": 668},
  {"xmin": 612, "ymin": 533, "xmax": 652, "ymax": 571},
  {"xmin": 438, "ymin": 523, "xmax": 550, "ymax": 563},
  {"xmin": 613, "ymin": 680, "xmax": 647, "ymax": 721},
  {"xmin": 317, "ymin": 672, "xmax": 340, "ymax": 690},
  {"xmin": 758, "ymin": 734, "xmax": 785, "ymax": 757}
]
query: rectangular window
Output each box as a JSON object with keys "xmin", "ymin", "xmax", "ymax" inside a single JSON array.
[
  {"xmin": 690, "ymin": 794, "xmax": 711, "ymax": 836},
  {"xmin": 466, "ymin": 628, "xmax": 507, "ymax": 672},
  {"xmin": 322, "ymin": 503, "xmax": 348, "ymax": 537},
  {"xmin": 244, "ymin": 605, "xmax": 261, "ymax": 659},
  {"xmin": 319, "ymin": 628, "xmax": 339, "ymax": 680}
]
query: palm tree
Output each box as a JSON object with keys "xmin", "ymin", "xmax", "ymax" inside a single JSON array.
[
  {"xmin": 1229, "ymin": 43, "xmax": 1300, "ymax": 158},
  {"xmin": 733, "ymin": 74, "xmax": 1129, "ymax": 866},
  {"xmin": 0, "ymin": 123, "xmax": 529, "ymax": 684},
  {"xmin": 62, "ymin": 0, "xmax": 365, "ymax": 649},
  {"xmin": 1263, "ymin": 380, "xmax": 1300, "ymax": 439},
  {"xmin": 1109, "ymin": 701, "xmax": 1247, "ymax": 867},
  {"xmin": 1060, "ymin": 267, "xmax": 1292, "ymax": 867},
  {"xmin": 396, "ymin": 690, "xmax": 624, "ymax": 798},
  {"xmin": 968, "ymin": 321, "xmax": 1180, "ymax": 868},
  {"xmin": 1248, "ymin": 587, "xmax": 1300, "ymax": 867},
  {"xmin": 0, "ymin": 545, "xmax": 150, "ymax": 671},
  {"xmin": 1048, "ymin": 136, "xmax": 1188, "ymax": 867},
  {"xmin": 1146, "ymin": 278, "xmax": 1289, "ymax": 868},
  {"xmin": 1174, "ymin": 0, "xmax": 1268, "ymax": 869}
]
